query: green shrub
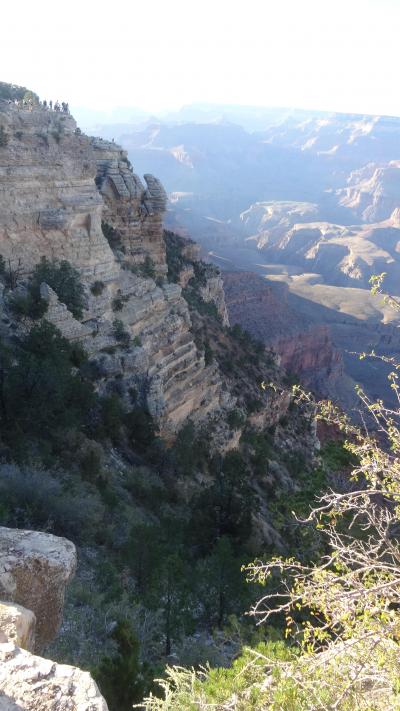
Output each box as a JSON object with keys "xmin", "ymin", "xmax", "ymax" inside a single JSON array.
[
  {"xmin": 227, "ymin": 408, "xmax": 246, "ymax": 430},
  {"xmin": 90, "ymin": 280, "xmax": 105, "ymax": 296},
  {"xmin": 182, "ymin": 287, "xmax": 220, "ymax": 321},
  {"xmin": 79, "ymin": 444, "xmax": 103, "ymax": 483},
  {"xmin": 8, "ymin": 292, "xmax": 48, "ymax": 320},
  {"xmin": 141, "ymin": 256, "xmax": 156, "ymax": 279},
  {"xmin": 94, "ymin": 621, "xmax": 154, "ymax": 711},
  {"xmin": 164, "ymin": 230, "xmax": 187, "ymax": 283},
  {"xmin": 51, "ymin": 123, "xmax": 64, "ymax": 144},
  {"xmin": 30, "ymin": 257, "xmax": 85, "ymax": 319},
  {"xmin": 0, "ymin": 463, "xmax": 104, "ymax": 543},
  {"xmin": 204, "ymin": 339, "xmax": 213, "ymax": 365},
  {"xmin": 124, "ymin": 406, "xmax": 156, "ymax": 452},
  {"xmin": 0, "ymin": 81, "xmax": 39, "ymax": 103},
  {"xmin": 112, "ymin": 319, "xmax": 130, "ymax": 346},
  {"xmin": 245, "ymin": 397, "xmax": 263, "ymax": 413},
  {"xmin": 97, "ymin": 393, "xmax": 125, "ymax": 441},
  {"xmin": 112, "ymin": 296, "xmax": 124, "ymax": 311},
  {"xmin": 0, "ymin": 321, "xmax": 94, "ymax": 454}
]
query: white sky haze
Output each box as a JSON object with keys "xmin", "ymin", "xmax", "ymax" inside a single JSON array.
[{"xmin": 2, "ymin": 0, "xmax": 400, "ymax": 117}]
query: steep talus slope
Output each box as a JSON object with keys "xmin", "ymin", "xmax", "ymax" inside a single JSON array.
[{"xmin": 0, "ymin": 100, "xmax": 223, "ymax": 433}]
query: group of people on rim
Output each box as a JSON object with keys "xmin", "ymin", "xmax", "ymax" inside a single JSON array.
[
  {"xmin": 42, "ymin": 100, "xmax": 69, "ymax": 113},
  {"xmin": 6, "ymin": 98, "xmax": 70, "ymax": 114}
]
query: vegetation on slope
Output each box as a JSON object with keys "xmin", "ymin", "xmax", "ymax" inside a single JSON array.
[
  {"xmin": 0, "ymin": 244, "xmax": 329, "ymax": 709},
  {"xmin": 140, "ymin": 281, "xmax": 400, "ymax": 710}
]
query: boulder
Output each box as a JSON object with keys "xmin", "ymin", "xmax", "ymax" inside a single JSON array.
[
  {"xmin": 0, "ymin": 643, "xmax": 108, "ymax": 710},
  {"xmin": 0, "ymin": 602, "xmax": 35, "ymax": 651},
  {"xmin": 0, "ymin": 527, "xmax": 77, "ymax": 652}
]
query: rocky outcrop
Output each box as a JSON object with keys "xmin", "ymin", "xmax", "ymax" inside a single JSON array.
[
  {"xmin": 273, "ymin": 324, "xmax": 343, "ymax": 392},
  {"xmin": 0, "ymin": 527, "xmax": 76, "ymax": 652},
  {"xmin": 0, "ymin": 602, "xmax": 35, "ymax": 651},
  {"xmin": 0, "ymin": 644, "xmax": 108, "ymax": 711},
  {"xmin": 40, "ymin": 283, "xmax": 91, "ymax": 341},
  {"xmin": 0, "ymin": 526, "xmax": 108, "ymax": 710},
  {"xmin": 92, "ymin": 138, "xmax": 168, "ymax": 274},
  {"xmin": 0, "ymin": 99, "xmax": 224, "ymax": 434}
]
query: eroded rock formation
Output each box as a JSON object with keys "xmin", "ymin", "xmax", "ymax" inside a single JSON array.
[
  {"xmin": 0, "ymin": 526, "xmax": 107, "ymax": 710},
  {"xmin": 0, "ymin": 527, "xmax": 76, "ymax": 652},
  {"xmin": 338, "ymin": 160, "xmax": 400, "ymax": 223},
  {"xmin": 92, "ymin": 138, "xmax": 168, "ymax": 274},
  {"xmin": 0, "ymin": 100, "xmax": 224, "ymax": 434}
]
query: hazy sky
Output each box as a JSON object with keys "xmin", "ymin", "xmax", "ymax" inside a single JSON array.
[{"xmin": 2, "ymin": 0, "xmax": 400, "ymax": 116}]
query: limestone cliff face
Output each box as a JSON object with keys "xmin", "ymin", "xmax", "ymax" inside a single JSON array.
[
  {"xmin": 0, "ymin": 102, "xmax": 116, "ymax": 283},
  {"xmin": 0, "ymin": 100, "xmax": 223, "ymax": 433},
  {"xmin": 0, "ymin": 526, "xmax": 108, "ymax": 710}
]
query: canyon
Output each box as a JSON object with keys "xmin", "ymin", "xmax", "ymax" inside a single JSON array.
[
  {"xmin": 0, "ymin": 89, "xmax": 323, "ymax": 709},
  {"xmin": 90, "ymin": 105, "xmax": 400, "ymax": 409}
]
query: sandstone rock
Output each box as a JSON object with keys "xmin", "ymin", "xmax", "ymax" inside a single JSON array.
[
  {"xmin": 0, "ymin": 643, "xmax": 108, "ymax": 710},
  {"xmin": 0, "ymin": 527, "xmax": 77, "ymax": 652},
  {"xmin": 0, "ymin": 602, "xmax": 35, "ymax": 651}
]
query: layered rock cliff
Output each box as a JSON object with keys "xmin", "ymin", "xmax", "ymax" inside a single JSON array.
[
  {"xmin": 222, "ymin": 271, "xmax": 343, "ymax": 398},
  {"xmin": 338, "ymin": 160, "xmax": 400, "ymax": 223},
  {"xmin": 92, "ymin": 138, "xmax": 168, "ymax": 275},
  {"xmin": 0, "ymin": 100, "xmax": 224, "ymax": 434}
]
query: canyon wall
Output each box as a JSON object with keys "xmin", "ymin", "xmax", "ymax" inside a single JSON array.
[
  {"xmin": 222, "ymin": 271, "xmax": 343, "ymax": 397},
  {"xmin": 0, "ymin": 100, "xmax": 224, "ymax": 434}
]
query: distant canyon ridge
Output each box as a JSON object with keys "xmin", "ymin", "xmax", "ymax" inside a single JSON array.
[{"xmin": 82, "ymin": 104, "xmax": 400, "ymax": 410}]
